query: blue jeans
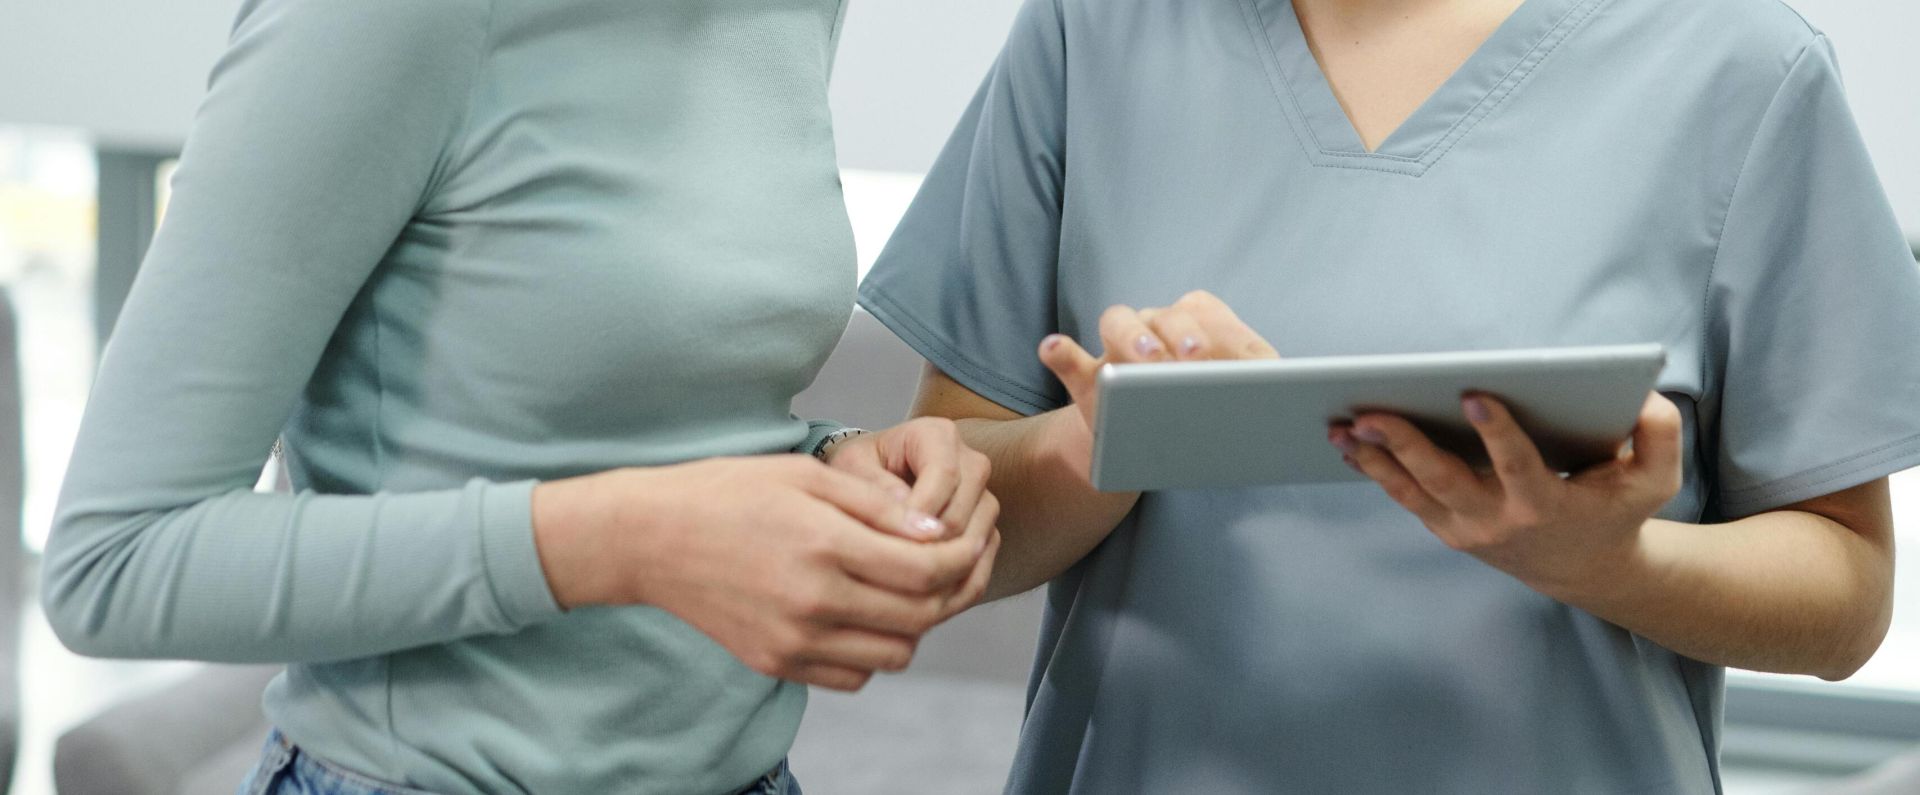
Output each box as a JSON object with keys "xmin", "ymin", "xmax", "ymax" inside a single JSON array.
[{"xmin": 239, "ymin": 730, "xmax": 802, "ymax": 795}]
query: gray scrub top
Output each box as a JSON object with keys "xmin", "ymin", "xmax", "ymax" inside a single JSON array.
[{"xmin": 858, "ymin": 0, "xmax": 1920, "ymax": 792}]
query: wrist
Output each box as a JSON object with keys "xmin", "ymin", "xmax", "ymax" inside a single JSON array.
[
  {"xmin": 1037, "ymin": 407, "xmax": 1097, "ymax": 483},
  {"xmin": 1531, "ymin": 520, "xmax": 1660, "ymax": 610},
  {"xmin": 815, "ymin": 427, "xmax": 871, "ymax": 463},
  {"xmin": 531, "ymin": 471, "xmax": 633, "ymax": 610}
]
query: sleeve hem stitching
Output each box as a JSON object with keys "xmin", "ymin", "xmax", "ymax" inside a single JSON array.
[
  {"xmin": 1719, "ymin": 429, "xmax": 1920, "ymax": 514},
  {"xmin": 857, "ymin": 285, "xmax": 1061, "ymax": 416}
]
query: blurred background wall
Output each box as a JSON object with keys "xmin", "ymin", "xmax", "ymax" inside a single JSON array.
[
  {"xmin": 0, "ymin": 2, "xmax": 1916, "ymax": 795},
  {"xmin": 1, "ymin": 0, "xmax": 1910, "ymax": 220}
]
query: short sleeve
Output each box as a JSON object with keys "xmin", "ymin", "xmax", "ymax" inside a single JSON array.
[
  {"xmin": 1705, "ymin": 36, "xmax": 1920, "ymax": 518},
  {"xmin": 856, "ymin": 0, "xmax": 1069, "ymax": 416}
]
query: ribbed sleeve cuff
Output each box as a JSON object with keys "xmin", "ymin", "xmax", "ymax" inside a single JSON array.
[
  {"xmin": 477, "ymin": 479, "xmax": 564, "ymax": 627},
  {"xmin": 794, "ymin": 419, "xmax": 848, "ymax": 456}
]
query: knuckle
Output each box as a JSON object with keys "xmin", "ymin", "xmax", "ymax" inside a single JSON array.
[
  {"xmin": 755, "ymin": 641, "xmax": 799, "ymax": 676},
  {"xmin": 1178, "ymin": 290, "xmax": 1217, "ymax": 308},
  {"xmin": 910, "ymin": 559, "xmax": 943, "ymax": 592},
  {"xmin": 1501, "ymin": 504, "xmax": 1542, "ymax": 531},
  {"xmin": 980, "ymin": 493, "xmax": 1003, "ymax": 522},
  {"xmin": 913, "ymin": 600, "xmax": 946, "ymax": 634},
  {"xmin": 789, "ymin": 585, "xmax": 830, "ymax": 620},
  {"xmin": 746, "ymin": 652, "xmax": 784, "ymax": 678},
  {"xmin": 967, "ymin": 451, "xmax": 992, "ymax": 479},
  {"xmin": 804, "ymin": 532, "xmax": 843, "ymax": 566},
  {"xmin": 1494, "ymin": 458, "xmax": 1533, "ymax": 480},
  {"xmin": 1384, "ymin": 482, "xmax": 1423, "ymax": 506},
  {"xmin": 1425, "ymin": 470, "xmax": 1468, "ymax": 494},
  {"xmin": 885, "ymin": 642, "xmax": 917, "ymax": 672},
  {"xmin": 924, "ymin": 460, "xmax": 958, "ymax": 484}
]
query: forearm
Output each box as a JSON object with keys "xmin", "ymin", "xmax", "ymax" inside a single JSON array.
[
  {"xmin": 953, "ymin": 410, "xmax": 1138, "ymax": 600},
  {"xmin": 1556, "ymin": 512, "xmax": 1893, "ymax": 680},
  {"xmin": 45, "ymin": 481, "xmax": 559, "ymax": 662}
]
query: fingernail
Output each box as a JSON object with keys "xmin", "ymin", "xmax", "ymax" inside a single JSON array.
[
  {"xmin": 1042, "ymin": 334, "xmax": 1065, "ymax": 352},
  {"xmin": 1135, "ymin": 334, "xmax": 1164, "ymax": 358},
  {"xmin": 905, "ymin": 512, "xmax": 945, "ymax": 539},
  {"xmin": 1329, "ymin": 431, "xmax": 1358, "ymax": 455},
  {"xmin": 1464, "ymin": 397, "xmax": 1491, "ymax": 424},
  {"xmin": 1352, "ymin": 426, "xmax": 1386, "ymax": 446},
  {"xmin": 1179, "ymin": 336, "xmax": 1202, "ymax": 357}
]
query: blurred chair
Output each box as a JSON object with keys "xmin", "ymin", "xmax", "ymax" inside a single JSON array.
[
  {"xmin": 0, "ymin": 289, "xmax": 28, "ymax": 792},
  {"xmin": 52, "ymin": 665, "xmax": 275, "ymax": 795},
  {"xmin": 52, "ymin": 309, "xmax": 1042, "ymax": 795},
  {"xmin": 1817, "ymin": 747, "xmax": 1920, "ymax": 794}
]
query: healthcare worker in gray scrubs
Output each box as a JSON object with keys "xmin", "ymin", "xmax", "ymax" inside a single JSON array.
[
  {"xmin": 859, "ymin": 0, "xmax": 1920, "ymax": 791},
  {"xmin": 44, "ymin": 1, "xmax": 1003, "ymax": 794}
]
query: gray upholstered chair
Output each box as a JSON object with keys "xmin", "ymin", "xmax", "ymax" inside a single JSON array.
[
  {"xmin": 51, "ymin": 309, "xmax": 1041, "ymax": 794},
  {"xmin": 0, "ymin": 289, "xmax": 27, "ymax": 792}
]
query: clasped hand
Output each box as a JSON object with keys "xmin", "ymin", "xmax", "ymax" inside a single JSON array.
[{"xmin": 532, "ymin": 418, "xmax": 998, "ymax": 692}]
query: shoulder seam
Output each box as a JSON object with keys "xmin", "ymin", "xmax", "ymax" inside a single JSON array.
[
  {"xmin": 1697, "ymin": 34, "xmax": 1825, "ymax": 409},
  {"xmin": 419, "ymin": 0, "xmax": 497, "ymax": 209},
  {"xmin": 1762, "ymin": 0, "xmax": 1820, "ymax": 38}
]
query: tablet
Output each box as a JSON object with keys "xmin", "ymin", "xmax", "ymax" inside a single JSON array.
[{"xmin": 1089, "ymin": 344, "xmax": 1667, "ymax": 492}]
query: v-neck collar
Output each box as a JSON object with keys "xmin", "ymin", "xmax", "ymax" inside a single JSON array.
[{"xmin": 1238, "ymin": 0, "xmax": 1604, "ymax": 176}]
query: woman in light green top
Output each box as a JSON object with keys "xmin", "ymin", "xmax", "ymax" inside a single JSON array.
[{"xmin": 42, "ymin": 1, "xmax": 1000, "ymax": 793}]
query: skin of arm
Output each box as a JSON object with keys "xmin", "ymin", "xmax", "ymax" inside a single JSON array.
[
  {"xmin": 910, "ymin": 371, "xmax": 1135, "ymax": 602},
  {"xmin": 916, "ymin": 288, "xmax": 1897, "ymax": 679},
  {"xmin": 909, "ymin": 291, "xmax": 1282, "ymax": 601},
  {"xmin": 1336, "ymin": 387, "xmax": 1895, "ymax": 682},
  {"xmin": 1344, "ymin": 397, "xmax": 1896, "ymax": 683},
  {"xmin": 1622, "ymin": 483, "xmax": 1893, "ymax": 681}
]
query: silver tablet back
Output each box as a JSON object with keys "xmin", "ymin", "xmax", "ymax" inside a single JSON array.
[{"xmin": 1089, "ymin": 344, "xmax": 1667, "ymax": 492}]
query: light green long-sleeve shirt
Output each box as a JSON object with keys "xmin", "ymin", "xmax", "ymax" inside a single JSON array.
[{"xmin": 45, "ymin": 0, "xmax": 855, "ymax": 792}]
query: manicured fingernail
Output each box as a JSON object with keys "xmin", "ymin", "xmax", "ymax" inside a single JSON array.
[
  {"xmin": 1135, "ymin": 335, "xmax": 1164, "ymax": 358},
  {"xmin": 1179, "ymin": 336, "xmax": 1202, "ymax": 357},
  {"xmin": 1352, "ymin": 426, "xmax": 1386, "ymax": 446},
  {"xmin": 1042, "ymin": 334, "xmax": 1065, "ymax": 352},
  {"xmin": 905, "ymin": 512, "xmax": 945, "ymax": 539},
  {"xmin": 1464, "ymin": 397, "xmax": 1491, "ymax": 424},
  {"xmin": 1329, "ymin": 431, "xmax": 1358, "ymax": 455}
]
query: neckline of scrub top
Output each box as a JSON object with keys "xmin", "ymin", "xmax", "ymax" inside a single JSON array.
[{"xmin": 1237, "ymin": 0, "xmax": 1604, "ymax": 176}]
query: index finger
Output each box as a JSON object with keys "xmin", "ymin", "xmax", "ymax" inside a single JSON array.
[
  {"xmin": 835, "ymin": 525, "xmax": 986, "ymax": 596},
  {"xmin": 1461, "ymin": 394, "xmax": 1555, "ymax": 500},
  {"xmin": 800, "ymin": 461, "xmax": 930, "ymax": 541},
  {"xmin": 897, "ymin": 422, "xmax": 962, "ymax": 525},
  {"xmin": 1174, "ymin": 291, "xmax": 1279, "ymax": 360}
]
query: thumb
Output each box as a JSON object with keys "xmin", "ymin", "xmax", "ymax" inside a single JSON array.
[
  {"xmin": 1628, "ymin": 392, "xmax": 1684, "ymax": 492},
  {"xmin": 1039, "ymin": 334, "xmax": 1103, "ymax": 414},
  {"xmin": 825, "ymin": 438, "xmax": 915, "ymax": 503}
]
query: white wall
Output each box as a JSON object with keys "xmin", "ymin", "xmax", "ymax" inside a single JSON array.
[
  {"xmin": 0, "ymin": 0, "xmax": 1911, "ymax": 227},
  {"xmin": 827, "ymin": 0, "xmax": 1920, "ymax": 229},
  {"xmin": 1787, "ymin": 0, "xmax": 1920, "ymax": 235},
  {"xmin": 0, "ymin": 0, "xmax": 243, "ymax": 149},
  {"xmin": 829, "ymin": 1, "xmax": 1025, "ymax": 173}
]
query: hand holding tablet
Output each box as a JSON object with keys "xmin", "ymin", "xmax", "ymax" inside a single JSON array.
[
  {"xmin": 1089, "ymin": 344, "xmax": 1666, "ymax": 491},
  {"xmin": 1038, "ymin": 292, "xmax": 1667, "ymax": 495}
]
